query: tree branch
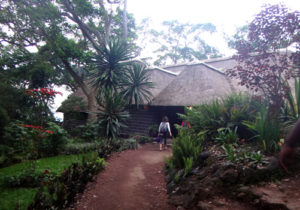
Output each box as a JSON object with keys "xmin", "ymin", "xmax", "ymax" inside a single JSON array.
[
  {"xmin": 61, "ymin": 59, "xmax": 90, "ymax": 97},
  {"xmin": 62, "ymin": 0, "xmax": 103, "ymax": 50}
]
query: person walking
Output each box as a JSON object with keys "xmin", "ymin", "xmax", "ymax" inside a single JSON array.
[{"xmin": 158, "ymin": 116, "xmax": 172, "ymax": 151}]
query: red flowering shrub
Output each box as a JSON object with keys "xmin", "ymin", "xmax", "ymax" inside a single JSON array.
[{"xmin": 25, "ymin": 88, "xmax": 62, "ymax": 97}]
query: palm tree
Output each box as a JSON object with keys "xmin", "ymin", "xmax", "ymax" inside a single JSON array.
[
  {"xmin": 89, "ymin": 38, "xmax": 135, "ymax": 97},
  {"xmin": 120, "ymin": 63, "xmax": 154, "ymax": 108},
  {"xmin": 96, "ymin": 91, "xmax": 129, "ymax": 139}
]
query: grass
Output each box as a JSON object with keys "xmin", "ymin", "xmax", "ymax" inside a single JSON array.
[
  {"xmin": 0, "ymin": 188, "xmax": 38, "ymax": 210},
  {"xmin": 0, "ymin": 152, "xmax": 97, "ymax": 210}
]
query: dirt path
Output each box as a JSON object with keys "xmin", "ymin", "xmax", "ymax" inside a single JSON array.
[{"xmin": 72, "ymin": 143, "xmax": 175, "ymax": 210}]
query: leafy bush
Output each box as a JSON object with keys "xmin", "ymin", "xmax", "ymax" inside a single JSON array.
[
  {"xmin": 28, "ymin": 154, "xmax": 105, "ymax": 209},
  {"xmin": 119, "ymin": 138, "xmax": 137, "ymax": 150},
  {"xmin": 148, "ymin": 124, "xmax": 159, "ymax": 137},
  {"xmin": 134, "ymin": 135, "xmax": 152, "ymax": 144},
  {"xmin": 0, "ymin": 145, "xmax": 18, "ymax": 167},
  {"xmin": 0, "ymin": 106, "xmax": 9, "ymax": 137},
  {"xmin": 280, "ymin": 77, "xmax": 300, "ymax": 134},
  {"xmin": 58, "ymin": 96, "xmax": 86, "ymax": 113},
  {"xmin": 214, "ymin": 127, "xmax": 238, "ymax": 145},
  {"xmin": 1, "ymin": 121, "xmax": 35, "ymax": 161},
  {"xmin": 221, "ymin": 144, "xmax": 238, "ymax": 162},
  {"xmin": 171, "ymin": 129, "xmax": 203, "ymax": 169},
  {"xmin": 243, "ymin": 106, "xmax": 281, "ymax": 153},
  {"xmin": 69, "ymin": 122, "xmax": 99, "ymax": 141},
  {"xmin": 179, "ymin": 100, "xmax": 224, "ymax": 136},
  {"xmin": 179, "ymin": 93, "xmax": 259, "ymax": 139},
  {"xmin": 96, "ymin": 92, "xmax": 129, "ymax": 139},
  {"xmin": 1, "ymin": 162, "xmax": 51, "ymax": 188},
  {"xmin": 222, "ymin": 144, "xmax": 263, "ymax": 164},
  {"xmin": 63, "ymin": 142, "xmax": 101, "ymax": 154},
  {"xmin": 183, "ymin": 157, "xmax": 193, "ymax": 177},
  {"xmin": 38, "ymin": 122, "xmax": 68, "ymax": 156}
]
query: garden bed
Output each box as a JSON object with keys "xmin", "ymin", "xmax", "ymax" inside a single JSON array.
[{"xmin": 0, "ymin": 152, "xmax": 99, "ymax": 210}]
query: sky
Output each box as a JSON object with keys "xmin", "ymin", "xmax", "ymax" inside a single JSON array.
[
  {"xmin": 53, "ymin": 0, "xmax": 300, "ymax": 120},
  {"xmin": 127, "ymin": 0, "xmax": 300, "ymax": 55}
]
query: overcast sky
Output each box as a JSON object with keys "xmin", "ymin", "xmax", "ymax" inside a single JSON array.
[
  {"xmin": 127, "ymin": 0, "xmax": 300, "ymax": 55},
  {"xmin": 128, "ymin": 0, "xmax": 299, "ymax": 35}
]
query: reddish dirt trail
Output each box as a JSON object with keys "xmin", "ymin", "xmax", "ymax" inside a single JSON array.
[{"xmin": 72, "ymin": 143, "xmax": 176, "ymax": 210}]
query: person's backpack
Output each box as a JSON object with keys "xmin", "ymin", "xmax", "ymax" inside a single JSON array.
[{"xmin": 160, "ymin": 123, "xmax": 168, "ymax": 133}]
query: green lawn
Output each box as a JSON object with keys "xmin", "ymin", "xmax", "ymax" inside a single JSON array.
[
  {"xmin": 0, "ymin": 188, "xmax": 38, "ymax": 210},
  {"xmin": 0, "ymin": 152, "xmax": 97, "ymax": 210}
]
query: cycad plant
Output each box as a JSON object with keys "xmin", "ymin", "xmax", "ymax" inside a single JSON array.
[
  {"xmin": 281, "ymin": 77, "xmax": 300, "ymax": 133},
  {"xmin": 243, "ymin": 105, "xmax": 281, "ymax": 153},
  {"xmin": 178, "ymin": 100, "xmax": 225, "ymax": 136},
  {"xmin": 90, "ymin": 38, "xmax": 135, "ymax": 97},
  {"xmin": 120, "ymin": 63, "xmax": 154, "ymax": 108},
  {"xmin": 171, "ymin": 129, "xmax": 203, "ymax": 169},
  {"xmin": 96, "ymin": 91, "xmax": 129, "ymax": 140}
]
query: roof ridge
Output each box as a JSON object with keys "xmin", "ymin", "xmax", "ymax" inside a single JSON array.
[
  {"xmin": 160, "ymin": 56, "xmax": 234, "ymax": 68},
  {"xmin": 149, "ymin": 66, "xmax": 179, "ymax": 76},
  {"xmin": 199, "ymin": 62, "xmax": 225, "ymax": 74}
]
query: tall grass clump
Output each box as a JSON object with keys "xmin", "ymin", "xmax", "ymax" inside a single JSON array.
[
  {"xmin": 171, "ymin": 128, "xmax": 203, "ymax": 170},
  {"xmin": 243, "ymin": 105, "xmax": 281, "ymax": 153}
]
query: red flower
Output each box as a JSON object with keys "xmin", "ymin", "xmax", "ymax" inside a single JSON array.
[
  {"xmin": 44, "ymin": 130, "xmax": 54, "ymax": 134},
  {"xmin": 25, "ymin": 88, "xmax": 63, "ymax": 97},
  {"xmin": 43, "ymin": 169, "xmax": 50, "ymax": 174}
]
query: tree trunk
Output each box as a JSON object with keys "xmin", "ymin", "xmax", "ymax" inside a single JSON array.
[
  {"xmin": 87, "ymin": 90, "xmax": 97, "ymax": 121},
  {"xmin": 122, "ymin": 0, "xmax": 128, "ymax": 41}
]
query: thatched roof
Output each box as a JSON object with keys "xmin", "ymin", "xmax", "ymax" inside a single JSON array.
[
  {"xmin": 151, "ymin": 62, "xmax": 236, "ymax": 106},
  {"xmin": 147, "ymin": 67, "xmax": 178, "ymax": 101},
  {"xmin": 58, "ymin": 56, "xmax": 249, "ymax": 112}
]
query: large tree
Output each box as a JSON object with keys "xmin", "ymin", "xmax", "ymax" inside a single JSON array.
[
  {"xmin": 227, "ymin": 4, "xmax": 299, "ymax": 114},
  {"xmin": 0, "ymin": 0, "xmax": 137, "ymax": 119},
  {"xmin": 137, "ymin": 20, "xmax": 221, "ymax": 66}
]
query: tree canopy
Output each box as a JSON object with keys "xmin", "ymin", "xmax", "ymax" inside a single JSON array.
[
  {"xmin": 137, "ymin": 19, "xmax": 221, "ymax": 66},
  {"xmin": 227, "ymin": 4, "xmax": 300, "ymax": 113},
  {"xmin": 0, "ymin": 0, "xmax": 138, "ymax": 117}
]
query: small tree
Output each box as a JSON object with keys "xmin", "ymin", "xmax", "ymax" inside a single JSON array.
[
  {"xmin": 120, "ymin": 63, "xmax": 154, "ymax": 108},
  {"xmin": 227, "ymin": 4, "xmax": 300, "ymax": 114},
  {"xmin": 96, "ymin": 91, "xmax": 129, "ymax": 140}
]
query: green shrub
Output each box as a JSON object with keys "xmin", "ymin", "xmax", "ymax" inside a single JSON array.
[
  {"xmin": 0, "ymin": 145, "xmax": 16, "ymax": 167},
  {"xmin": 0, "ymin": 106, "xmax": 9, "ymax": 137},
  {"xmin": 171, "ymin": 129, "xmax": 203, "ymax": 169},
  {"xmin": 120, "ymin": 138, "xmax": 137, "ymax": 150},
  {"xmin": 63, "ymin": 142, "xmax": 100, "ymax": 154},
  {"xmin": 1, "ymin": 161, "xmax": 51, "ymax": 188},
  {"xmin": 1, "ymin": 121, "xmax": 35, "ymax": 161},
  {"xmin": 58, "ymin": 96, "xmax": 86, "ymax": 113},
  {"xmin": 38, "ymin": 122, "xmax": 68, "ymax": 156},
  {"xmin": 28, "ymin": 154, "xmax": 105, "ymax": 209},
  {"xmin": 280, "ymin": 77, "xmax": 300, "ymax": 134},
  {"xmin": 134, "ymin": 135, "xmax": 152, "ymax": 144},
  {"xmin": 148, "ymin": 124, "xmax": 158, "ymax": 137},
  {"xmin": 179, "ymin": 93, "xmax": 260, "ymax": 139},
  {"xmin": 221, "ymin": 144, "xmax": 238, "ymax": 162},
  {"xmin": 214, "ymin": 127, "xmax": 238, "ymax": 145},
  {"xmin": 243, "ymin": 106, "xmax": 281, "ymax": 153},
  {"xmin": 183, "ymin": 157, "xmax": 193, "ymax": 177},
  {"xmin": 96, "ymin": 92, "xmax": 129, "ymax": 139},
  {"xmin": 70, "ymin": 122, "xmax": 99, "ymax": 141}
]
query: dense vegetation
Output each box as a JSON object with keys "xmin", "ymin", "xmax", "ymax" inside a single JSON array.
[
  {"xmin": 166, "ymin": 4, "xmax": 299, "ymax": 182},
  {"xmin": 0, "ymin": 1, "xmax": 298, "ymax": 209}
]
